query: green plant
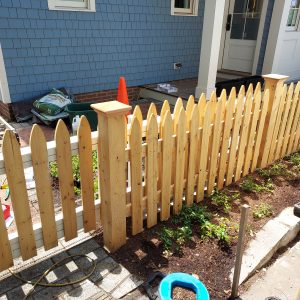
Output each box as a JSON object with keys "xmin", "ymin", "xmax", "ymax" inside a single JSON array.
[
  {"xmin": 211, "ymin": 189, "xmax": 240, "ymax": 213},
  {"xmin": 240, "ymin": 178, "xmax": 273, "ymax": 193},
  {"xmin": 285, "ymin": 152, "xmax": 300, "ymax": 170},
  {"xmin": 252, "ymin": 203, "xmax": 273, "ymax": 219},
  {"xmin": 158, "ymin": 204, "xmax": 230, "ymax": 253},
  {"xmin": 258, "ymin": 163, "xmax": 289, "ymax": 179}
]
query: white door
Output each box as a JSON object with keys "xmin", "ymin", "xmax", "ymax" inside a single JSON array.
[{"xmin": 222, "ymin": 0, "xmax": 263, "ymax": 73}]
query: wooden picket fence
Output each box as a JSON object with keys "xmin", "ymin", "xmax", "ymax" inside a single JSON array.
[{"xmin": 0, "ymin": 75, "xmax": 300, "ymax": 272}]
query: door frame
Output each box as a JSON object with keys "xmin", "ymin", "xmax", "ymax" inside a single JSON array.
[{"xmin": 217, "ymin": 0, "xmax": 270, "ymax": 75}]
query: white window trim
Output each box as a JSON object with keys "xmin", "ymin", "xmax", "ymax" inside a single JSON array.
[
  {"xmin": 0, "ymin": 44, "xmax": 11, "ymax": 104},
  {"xmin": 286, "ymin": 2, "xmax": 300, "ymax": 31},
  {"xmin": 171, "ymin": 0, "xmax": 199, "ymax": 16},
  {"xmin": 48, "ymin": 0, "xmax": 96, "ymax": 12}
]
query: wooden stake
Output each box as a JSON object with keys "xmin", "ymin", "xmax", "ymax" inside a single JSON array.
[{"xmin": 231, "ymin": 204, "xmax": 250, "ymax": 299}]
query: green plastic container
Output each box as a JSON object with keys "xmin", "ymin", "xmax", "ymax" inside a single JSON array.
[{"xmin": 65, "ymin": 102, "xmax": 98, "ymax": 131}]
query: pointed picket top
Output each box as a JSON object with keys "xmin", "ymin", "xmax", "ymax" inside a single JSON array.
[
  {"xmin": 229, "ymin": 86, "xmax": 237, "ymax": 101},
  {"xmin": 147, "ymin": 112, "xmax": 158, "ymax": 132},
  {"xmin": 198, "ymin": 93, "xmax": 206, "ymax": 127},
  {"xmin": 132, "ymin": 105, "xmax": 143, "ymax": 127},
  {"xmin": 147, "ymin": 103, "xmax": 158, "ymax": 122},
  {"xmin": 173, "ymin": 97, "xmax": 183, "ymax": 121},
  {"xmin": 186, "ymin": 95, "xmax": 195, "ymax": 117},
  {"xmin": 209, "ymin": 91, "xmax": 217, "ymax": 123},
  {"xmin": 55, "ymin": 119, "xmax": 69, "ymax": 140},
  {"xmin": 78, "ymin": 115, "xmax": 91, "ymax": 135},
  {"xmin": 246, "ymin": 84, "xmax": 254, "ymax": 97},
  {"xmin": 219, "ymin": 89, "xmax": 227, "ymax": 121},
  {"xmin": 160, "ymin": 100, "xmax": 171, "ymax": 122},
  {"xmin": 254, "ymin": 82, "xmax": 261, "ymax": 98},
  {"xmin": 238, "ymin": 85, "xmax": 246, "ymax": 97}
]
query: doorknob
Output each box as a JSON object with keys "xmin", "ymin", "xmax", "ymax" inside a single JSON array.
[{"xmin": 226, "ymin": 14, "xmax": 232, "ymax": 31}]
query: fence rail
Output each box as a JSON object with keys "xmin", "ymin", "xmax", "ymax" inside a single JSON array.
[{"xmin": 0, "ymin": 74, "xmax": 300, "ymax": 271}]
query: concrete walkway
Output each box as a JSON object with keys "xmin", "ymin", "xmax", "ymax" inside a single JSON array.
[
  {"xmin": 0, "ymin": 238, "xmax": 142, "ymax": 300},
  {"xmin": 241, "ymin": 238, "xmax": 300, "ymax": 300}
]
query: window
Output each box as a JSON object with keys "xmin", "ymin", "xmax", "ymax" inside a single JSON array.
[
  {"xmin": 171, "ymin": 0, "xmax": 199, "ymax": 16},
  {"xmin": 287, "ymin": 0, "xmax": 300, "ymax": 30},
  {"xmin": 48, "ymin": 0, "xmax": 96, "ymax": 12}
]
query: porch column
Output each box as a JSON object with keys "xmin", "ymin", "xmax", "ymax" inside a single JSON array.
[{"xmin": 195, "ymin": 0, "xmax": 226, "ymax": 98}]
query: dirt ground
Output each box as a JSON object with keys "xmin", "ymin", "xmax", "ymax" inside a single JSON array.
[{"xmin": 109, "ymin": 158, "xmax": 300, "ymax": 300}]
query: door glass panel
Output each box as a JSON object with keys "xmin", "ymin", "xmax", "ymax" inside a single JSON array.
[
  {"xmin": 230, "ymin": 0, "xmax": 263, "ymax": 40},
  {"xmin": 175, "ymin": 0, "xmax": 191, "ymax": 9}
]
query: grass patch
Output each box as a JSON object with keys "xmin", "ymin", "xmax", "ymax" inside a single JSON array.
[
  {"xmin": 240, "ymin": 178, "xmax": 274, "ymax": 193},
  {"xmin": 252, "ymin": 203, "xmax": 273, "ymax": 219},
  {"xmin": 211, "ymin": 189, "xmax": 240, "ymax": 213},
  {"xmin": 158, "ymin": 204, "xmax": 230, "ymax": 254}
]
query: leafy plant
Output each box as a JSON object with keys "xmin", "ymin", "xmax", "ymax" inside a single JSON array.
[
  {"xmin": 258, "ymin": 163, "xmax": 289, "ymax": 179},
  {"xmin": 240, "ymin": 178, "xmax": 273, "ymax": 193},
  {"xmin": 158, "ymin": 204, "xmax": 230, "ymax": 253},
  {"xmin": 285, "ymin": 152, "xmax": 300, "ymax": 170},
  {"xmin": 211, "ymin": 189, "xmax": 240, "ymax": 213},
  {"xmin": 253, "ymin": 203, "xmax": 273, "ymax": 219}
]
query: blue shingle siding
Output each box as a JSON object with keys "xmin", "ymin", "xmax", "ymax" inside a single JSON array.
[
  {"xmin": 256, "ymin": 0, "xmax": 275, "ymax": 75},
  {"xmin": 0, "ymin": 0, "xmax": 205, "ymax": 103}
]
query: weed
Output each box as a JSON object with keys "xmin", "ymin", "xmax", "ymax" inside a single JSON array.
[
  {"xmin": 258, "ymin": 163, "xmax": 290, "ymax": 179},
  {"xmin": 253, "ymin": 203, "xmax": 273, "ymax": 219},
  {"xmin": 240, "ymin": 178, "xmax": 273, "ymax": 193},
  {"xmin": 285, "ymin": 152, "xmax": 300, "ymax": 170},
  {"xmin": 158, "ymin": 204, "xmax": 230, "ymax": 253},
  {"xmin": 49, "ymin": 151, "xmax": 98, "ymax": 197},
  {"xmin": 211, "ymin": 189, "xmax": 240, "ymax": 213}
]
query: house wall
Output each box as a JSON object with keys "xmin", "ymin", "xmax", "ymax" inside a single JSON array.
[
  {"xmin": 0, "ymin": 0, "xmax": 204, "ymax": 103},
  {"xmin": 256, "ymin": 0, "xmax": 275, "ymax": 75}
]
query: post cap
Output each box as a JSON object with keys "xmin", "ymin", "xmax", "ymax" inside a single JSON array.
[
  {"xmin": 263, "ymin": 74, "xmax": 289, "ymax": 81},
  {"xmin": 91, "ymin": 101, "xmax": 132, "ymax": 115}
]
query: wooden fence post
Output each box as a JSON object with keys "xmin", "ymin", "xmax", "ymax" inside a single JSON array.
[
  {"xmin": 258, "ymin": 74, "xmax": 288, "ymax": 166},
  {"xmin": 91, "ymin": 101, "xmax": 131, "ymax": 253}
]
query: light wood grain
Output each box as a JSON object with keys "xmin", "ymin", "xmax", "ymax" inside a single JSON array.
[
  {"xmin": 226, "ymin": 86, "xmax": 245, "ymax": 185},
  {"xmin": 146, "ymin": 103, "xmax": 158, "ymax": 121},
  {"xmin": 77, "ymin": 116, "xmax": 96, "ymax": 232},
  {"xmin": 2, "ymin": 130, "xmax": 36, "ymax": 260},
  {"xmin": 186, "ymin": 106, "xmax": 199, "ymax": 205},
  {"xmin": 55, "ymin": 120, "xmax": 77, "ymax": 241},
  {"xmin": 133, "ymin": 105, "xmax": 143, "ymax": 126},
  {"xmin": 217, "ymin": 88, "xmax": 236, "ymax": 189},
  {"xmin": 129, "ymin": 117, "xmax": 143, "ymax": 234},
  {"xmin": 173, "ymin": 108, "xmax": 186, "ymax": 214},
  {"xmin": 146, "ymin": 114, "xmax": 158, "ymax": 227},
  {"xmin": 160, "ymin": 111, "xmax": 173, "ymax": 221},
  {"xmin": 30, "ymin": 125, "xmax": 58, "ymax": 250}
]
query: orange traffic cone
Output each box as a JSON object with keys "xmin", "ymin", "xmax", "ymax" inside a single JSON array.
[{"xmin": 117, "ymin": 77, "xmax": 129, "ymax": 105}]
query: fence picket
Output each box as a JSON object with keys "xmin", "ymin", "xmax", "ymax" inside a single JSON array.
[
  {"xmin": 235, "ymin": 92, "xmax": 253, "ymax": 182},
  {"xmin": 129, "ymin": 117, "xmax": 143, "ymax": 234},
  {"xmin": 173, "ymin": 108, "xmax": 186, "ymax": 214},
  {"xmin": 147, "ymin": 103, "xmax": 158, "ymax": 121},
  {"xmin": 160, "ymin": 111, "xmax": 173, "ymax": 221},
  {"xmin": 275, "ymin": 84, "xmax": 294, "ymax": 160},
  {"xmin": 226, "ymin": 86, "xmax": 245, "ymax": 185},
  {"xmin": 0, "ymin": 203, "xmax": 13, "ymax": 271},
  {"xmin": 291, "ymin": 84, "xmax": 300, "ymax": 152},
  {"xmin": 173, "ymin": 98, "xmax": 184, "ymax": 124},
  {"xmin": 186, "ymin": 105, "xmax": 199, "ymax": 206},
  {"xmin": 197, "ymin": 102, "xmax": 212, "ymax": 201},
  {"xmin": 146, "ymin": 114, "xmax": 158, "ymax": 228},
  {"xmin": 160, "ymin": 100, "xmax": 171, "ymax": 121},
  {"xmin": 259, "ymin": 84, "xmax": 284, "ymax": 168},
  {"xmin": 207, "ymin": 94, "xmax": 225, "ymax": 195},
  {"xmin": 2, "ymin": 130, "xmax": 37, "ymax": 260},
  {"xmin": 281, "ymin": 83, "xmax": 300, "ymax": 157},
  {"xmin": 55, "ymin": 120, "xmax": 77, "ymax": 241},
  {"xmin": 268, "ymin": 85, "xmax": 288, "ymax": 164},
  {"xmin": 77, "ymin": 116, "xmax": 96, "ymax": 232},
  {"xmin": 133, "ymin": 105, "xmax": 143, "ymax": 126},
  {"xmin": 243, "ymin": 85, "xmax": 262, "ymax": 176},
  {"xmin": 30, "ymin": 125, "xmax": 58, "ymax": 250},
  {"xmin": 217, "ymin": 88, "xmax": 236, "ymax": 189},
  {"xmin": 251, "ymin": 90, "xmax": 270, "ymax": 172}
]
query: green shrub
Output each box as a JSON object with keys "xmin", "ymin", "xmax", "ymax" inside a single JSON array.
[
  {"xmin": 240, "ymin": 178, "xmax": 273, "ymax": 193},
  {"xmin": 285, "ymin": 152, "xmax": 300, "ymax": 170},
  {"xmin": 258, "ymin": 163, "xmax": 289, "ymax": 179},
  {"xmin": 211, "ymin": 189, "xmax": 240, "ymax": 213}
]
